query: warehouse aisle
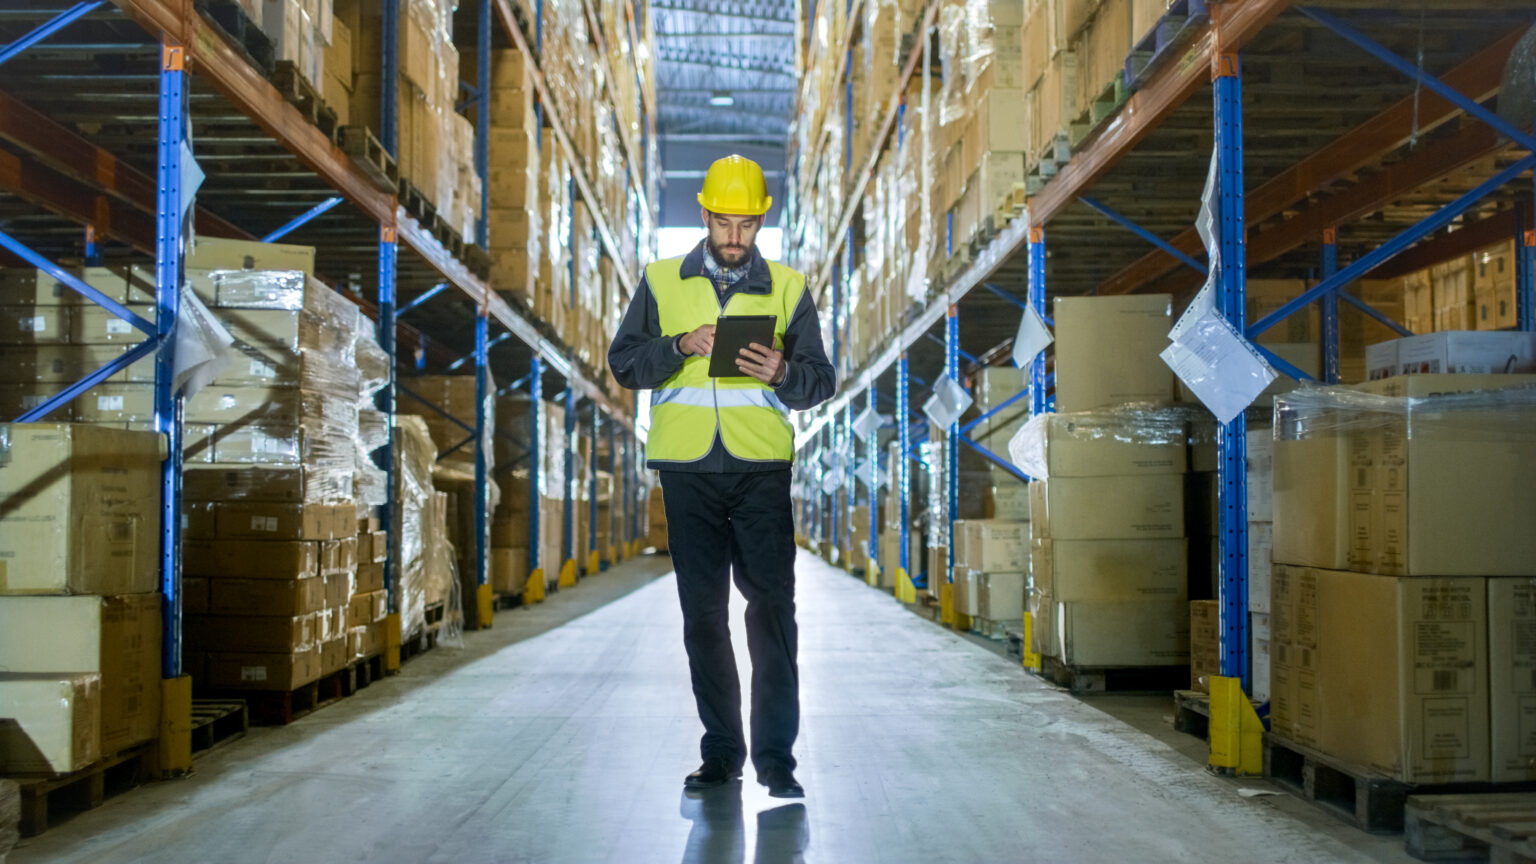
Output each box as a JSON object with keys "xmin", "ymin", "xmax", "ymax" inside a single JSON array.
[{"xmin": 14, "ymin": 551, "xmax": 1412, "ymax": 864}]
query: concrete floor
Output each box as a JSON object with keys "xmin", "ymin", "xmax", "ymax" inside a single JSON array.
[{"xmin": 13, "ymin": 550, "xmax": 1416, "ymax": 864}]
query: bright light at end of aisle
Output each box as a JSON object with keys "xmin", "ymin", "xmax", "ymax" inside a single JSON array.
[{"xmin": 656, "ymin": 227, "xmax": 783, "ymax": 262}]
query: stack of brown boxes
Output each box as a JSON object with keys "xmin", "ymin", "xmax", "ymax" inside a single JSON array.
[
  {"xmin": 1270, "ymin": 374, "xmax": 1536, "ymax": 783},
  {"xmin": 178, "ymin": 241, "xmax": 367, "ymax": 690},
  {"xmin": 472, "ymin": 47, "xmax": 541, "ymax": 305},
  {"xmin": 0, "ymin": 424, "xmax": 163, "ymax": 773},
  {"xmin": 488, "ymin": 398, "xmax": 566, "ymax": 594},
  {"xmin": 953, "ymin": 520, "xmax": 1028, "ymax": 624},
  {"xmin": 1027, "ymin": 409, "xmax": 1190, "ymax": 668},
  {"xmin": 1473, "ymin": 241, "xmax": 1519, "ymax": 330}
]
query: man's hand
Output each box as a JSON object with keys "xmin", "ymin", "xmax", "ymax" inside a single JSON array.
[
  {"xmin": 678, "ymin": 324, "xmax": 716, "ymax": 357},
  {"xmin": 736, "ymin": 342, "xmax": 786, "ymax": 386}
]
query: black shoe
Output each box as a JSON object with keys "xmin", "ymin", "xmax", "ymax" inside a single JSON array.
[
  {"xmin": 684, "ymin": 758, "xmax": 742, "ymax": 790},
  {"xmin": 757, "ymin": 765, "xmax": 804, "ymax": 799}
]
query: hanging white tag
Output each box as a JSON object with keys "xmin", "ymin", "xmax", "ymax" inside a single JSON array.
[
  {"xmin": 1161, "ymin": 309, "xmax": 1277, "ymax": 424},
  {"xmin": 922, "ymin": 375, "xmax": 973, "ymax": 430},
  {"xmin": 1011, "ymin": 303, "xmax": 1054, "ymax": 368},
  {"xmin": 852, "ymin": 405, "xmax": 886, "ymax": 442}
]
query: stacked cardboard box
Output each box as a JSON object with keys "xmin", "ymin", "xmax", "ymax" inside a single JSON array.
[
  {"xmin": 176, "ymin": 243, "xmax": 372, "ymax": 689},
  {"xmin": 970, "ymin": 366, "xmax": 1032, "ymax": 519},
  {"xmin": 470, "ymin": 47, "xmax": 541, "ymax": 304},
  {"xmin": 1269, "ymin": 374, "xmax": 1536, "ymax": 782},
  {"xmin": 395, "ymin": 415, "xmax": 456, "ymax": 636},
  {"xmin": 1053, "ymin": 295, "xmax": 1175, "ymax": 411},
  {"xmin": 488, "ymin": 398, "xmax": 566, "ymax": 591},
  {"xmin": 646, "ymin": 484, "xmax": 668, "ymax": 553},
  {"xmin": 1365, "ymin": 330, "xmax": 1536, "ymax": 379},
  {"xmin": 1473, "ymin": 240, "xmax": 1519, "ymax": 330},
  {"xmin": 1026, "ymin": 408, "xmax": 1190, "ymax": 667},
  {"xmin": 953, "ymin": 520, "xmax": 1027, "ymax": 622},
  {"xmin": 0, "ymin": 424, "xmax": 163, "ymax": 773},
  {"xmin": 1245, "ymin": 425, "xmax": 1274, "ymax": 702},
  {"xmin": 259, "ymin": 0, "xmax": 331, "ymax": 94}
]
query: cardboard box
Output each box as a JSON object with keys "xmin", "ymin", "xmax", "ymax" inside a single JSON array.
[
  {"xmin": 952, "ymin": 566, "xmax": 979, "ymax": 617},
  {"xmin": 1272, "ymin": 432, "xmax": 1351, "ymax": 570},
  {"xmin": 183, "ymin": 464, "xmax": 322, "ymax": 504},
  {"xmin": 1190, "ymin": 599, "xmax": 1219, "ymax": 693},
  {"xmin": 204, "ymin": 648, "xmax": 322, "ymax": 691},
  {"xmin": 1394, "ymin": 331, "xmax": 1536, "ymax": 376},
  {"xmin": 1246, "ymin": 428, "xmax": 1273, "ymax": 522},
  {"xmin": 0, "ymin": 594, "xmax": 162, "ymax": 753},
  {"xmin": 355, "ymin": 561, "xmax": 385, "ymax": 594},
  {"xmin": 1049, "ymin": 597, "xmax": 1190, "ymax": 666},
  {"xmin": 962, "ymin": 520, "xmax": 1028, "ymax": 572},
  {"xmin": 188, "ymin": 237, "xmax": 315, "ymax": 276},
  {"xmin": 0, "ymin": 424, "xmax": 161, "ymax": 595},
  {"xmin": 1030, "ymin": 412, "xmax": 1188, "ymax": 477},
  {"xmin": 1053, "ymin": 295, "xmax": 1174, "ymax": 412},
  {"xmin": 1030, "ymin": 475, "xmax": 1184, "ymax": 540},
  {"xmin": 184, "ymin": 576, "xmax": 209, "ymax": 615},
  {"xmin": 490, "ymin": 546, "xmax": 529, "ymax": 595},
  {"xmin": 0, "ymin": 673, "xmax": 100, "ymax": 773},
  {"xmin": 215, "ymin": 502, "xmax": 337, "ymax": 541},
  {"xmin": 1365, "ymin": 340, "xmax": 1399, "ymax": 381},
  {"xmin": 209, "ymin": 576, "xmax": 325, "ymax": 616},
  {"xmin": 1490, "ymin": 577, "xmax": 1536, "ymax": 782},
  {"xmin": 1032, "ymin": 538, "xmax": 1188, "ymax": 602},
  {"xmin": 988, "ymin": 483, "xmax": 1031, "ymax": 520},
  {"xmin": 0, "ymin": 305, "xmax": 70, "ymax": 345},
  {"xmin": 186, "ymin": 613, "xmax": 315, "ymax": 653},
  {"xmin": 1312, "ymin": 568, "xmax": 1488, "ymax": 783},
  {"xmin": 1349, "ymin": 375, "xmax": 1536, "ymax": 576},
  {"xmin": 977, "ymin": 571, "xmax": 1025, "ymax": 620},
  {"xmin": 72, "ymin": 382, "xmax": 156, "ymax": 423}
]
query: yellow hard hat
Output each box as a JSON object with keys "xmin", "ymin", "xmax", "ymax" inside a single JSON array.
[{"xmin": 697, "ymin": 155, "xmax": 773, "ymax": 216}]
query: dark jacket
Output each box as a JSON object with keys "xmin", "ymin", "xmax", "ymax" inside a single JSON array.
[{"xmin": 607, "ymin": 240, "xmax": 837, "ymax": 472}]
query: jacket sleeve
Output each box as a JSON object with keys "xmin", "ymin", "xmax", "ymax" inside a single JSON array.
[
  {"xmin": 771, "ymin": 289, "xmax": 837, "ymax": 411},
  {"xmin": 607, "ymin": 274, "xmax": 686, "ymax": 391}
]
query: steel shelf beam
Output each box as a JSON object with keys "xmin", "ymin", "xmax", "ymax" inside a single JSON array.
[{"xmin": 1097, "ymin": 30, "xmax": 1520, "ymax": 296}]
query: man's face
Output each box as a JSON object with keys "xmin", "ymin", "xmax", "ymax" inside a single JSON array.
[{"xmin": 703, "ymin": 209, "xmax": 761, "ymax": 268}]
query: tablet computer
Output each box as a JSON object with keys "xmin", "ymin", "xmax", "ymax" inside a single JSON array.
[{"xmin": 707, "ymin": 314, "xmax": 777, "ymax": 378}]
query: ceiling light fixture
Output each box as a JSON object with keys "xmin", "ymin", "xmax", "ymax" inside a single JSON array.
[{"xmin": 709, "ymin": 90, "xmax": 735, "ymax": 106}]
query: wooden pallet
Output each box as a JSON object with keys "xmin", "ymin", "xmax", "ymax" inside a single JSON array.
[
  {"xmin": 1172, "ymin": 689, "xmax": 1211, "ymax": 740},
  {"xmin": 196, "ymin": 0, "xmax": 274, "ymax": 73},
  {"xmin": 1406, "ymin": 793, "xmax": 1536, "ymax": 862},
  {"xmin": 397, "ymin": 178, "xmax": 436, "ymax": 226},
  {"xmin": 968, "ymin": 616, "xmax": 1018, "ymax": 642},
  {"xmin": 190, "ymin": 699, "xmax": 248, "ymax": 757},
  {"xmin": 1265, "ymin": 733, "xmax": 1412, "ymax": 833},
  {"xmin": 1069, "ymin": 75, "xmax": 1129, "ymax": 148},
  {"xmin": 1125, "ymin": 0, "xmax": 1210, "ymax": 92},
  {"xmin": 1033, "ymin": 656, "xmax": 1191, "ymax": 694},
  {"xmin": 14, "ymin": 743, "xmax": 154, "ymax": 838},
  {"xmin": 338, "ymin": 126, "xmax": 398, "ymax": 192},
  {"xmin": 1024, "ymin": 132, "xmax": 1073, "ymax": 195},
  {"xmin": 269, "ymin": 61, "xmax": 339, "ymax": 142}
]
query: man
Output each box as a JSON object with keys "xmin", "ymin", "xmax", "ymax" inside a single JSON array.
[{"xmin": 608, "ymin": 155, "xmax": 835, "ymax": 799}]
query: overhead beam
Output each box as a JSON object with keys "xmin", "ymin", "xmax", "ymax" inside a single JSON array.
[
  {"xmin": 0, "ymin": 87, "xmax": 250, "ymax": 240},
  {"xmin": 1373, "ymin": 206, "xmax": 1521, "ymax": 279},
  {"xmin": 1096, "ymin": 29, "xmax": 1520, "ymax": 296},
  {"xmin": 0, "ymin": 146, "xmax": 156, "ymax": 252}
]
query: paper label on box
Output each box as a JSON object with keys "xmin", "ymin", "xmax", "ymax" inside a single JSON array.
[
  {"xmin": 106, "ymin": 318, "xmax": 132, "ymax": 335},
  {"xmin": 21, "ymin": 394, "xmax": 45, "ymax": 409},
  {"xmin": 251, "ymin": 515, "xmax": 279, "ymax": 533},
  {"xmin": 249, "ymin": 359, "xmax": 276, "ymax": 379},
  {"xmin": 98, "ymin": 395, "xmax": 124, "ymax": 411},
  {"xmin": 19, "ymin": 315, "xmax": 45, "ymax": 332},
  {"xmin": 240, "ymin": 666, "xmax": 268, "ymax": 682}
]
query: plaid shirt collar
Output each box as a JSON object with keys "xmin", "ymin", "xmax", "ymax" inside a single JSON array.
[{"xmin": 701, "ymin": 244, "xmax": 751, "ymax": 291}]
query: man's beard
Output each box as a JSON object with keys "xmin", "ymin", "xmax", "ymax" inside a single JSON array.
[{"xmin": 707, "ymin": 236, "xmax": 750, "ymax": 268}]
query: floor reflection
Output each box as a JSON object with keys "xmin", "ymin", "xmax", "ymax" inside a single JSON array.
[{"xmin": 678, "ymin": 788, "xmax": 809, "ymax": 864}]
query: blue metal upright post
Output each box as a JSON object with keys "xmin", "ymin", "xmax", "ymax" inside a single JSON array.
[
  {"xmin": 605, "ymin": 416, "xmax": 616, "ymax": 567},
  {"xmin": 472, "ymin": 311, "xmax": 490, "ymax": 621},
  {"xmin": 1214, "ymin": 53, "xmax": 1249, "ymax": 691},
  {"xmin": 377, "ymin": 228, "xmax": 399, "ymax": 616},
  {"xmin": 1321, "ymin": 228, "xmax": 1340, "ymax": 384},
  {"xmin": 529, "ymin": 356, "xmax": 544, "ymax": 591},
  {"xmin": 155, "ymin": 42, "xmax": 186, "ymax": 683},
  {"xmin": 945, "ymin": 306, "xmax": 959, "ymax": 591},
  {"xmin": 896, "ymin": 352, "xmax": 910, "ymax": 581},
  {"xmin": 1027, "ymin": 226, "xmax": 1048, "ymax": 416},
  {"xmin": 562, "ymin": 384, "xmax": 576, "ymax": 585},
  {"xmin": 866, "ymin": 392, "xmax": 878, "ymax": 571},
  {"xmin": 843, "ymin": 402, "xmax": 855, "ymax": 563},
  {"xmin": 1517, "ymin": 207, "xmax": 1529, "ymax": 330}
]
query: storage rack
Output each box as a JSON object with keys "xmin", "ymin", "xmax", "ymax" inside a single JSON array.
[
  {"xmin": 790, "ymin": 0, "xmax": 1536, "ymax": 690},
  {"xmin": 0, "ymin": 0, "xmax": 657, "ymax": 762}
]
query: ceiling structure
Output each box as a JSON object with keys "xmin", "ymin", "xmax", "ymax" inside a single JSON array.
[{"xmin": 649, "ymin": 0, "xmax": 797, "ymax": 227}]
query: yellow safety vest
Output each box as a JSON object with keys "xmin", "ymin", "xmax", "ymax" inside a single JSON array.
[{"xmin": 646, "ymin": 256, "xmax": 805, "ymax": 464}]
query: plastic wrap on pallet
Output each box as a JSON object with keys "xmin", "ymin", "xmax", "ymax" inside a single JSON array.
[
  {"xmin": 1274, "ymin": 381, "xmax": 1536, "ymax": 443},
  {"xmin": 1008, "ymin": 402, "xmax": 1192, "ymax": 479},
  {"xmin": 394, "ymin": 415, "xmax": 436, "ymax": 637},
  {"xmin": 351, "ymin": 320, "xmax": 391, "ymax": 507}
]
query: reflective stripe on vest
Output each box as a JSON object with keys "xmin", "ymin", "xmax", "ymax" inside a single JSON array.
[{"xmin": 644, "ymin": 255, "xmax": 806, "ymax": 464}]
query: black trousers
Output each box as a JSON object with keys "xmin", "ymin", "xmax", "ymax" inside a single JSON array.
[{"xmin": 659, "ymin": 468, "xmax": 799, "ymax": 773}]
